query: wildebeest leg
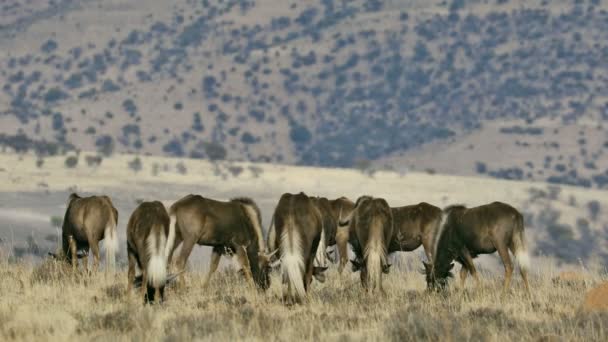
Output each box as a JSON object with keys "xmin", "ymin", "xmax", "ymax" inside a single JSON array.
[
  {"xmin": 68, "ymin": 235, "xmax": 78, "ymax": 271},
  {"xmin": 304, "ymin": 255, "xmax": 315, "ymax": 292},
  {"xmin": 82, "ymin": 248, "xmax": 89, "ymax": 274},
  {"xmin": 336, "ymin": 228, "xmax": 349, "ymax": 274},
  {"xmin": 507, "ymin": 245, "xmax": 531, "ymax": 296},
  {"xmin": 202, "ymin": 247, "xmax": 222, "ymax": 287},
  {"xmin": 495, "ymin": 242, "xmax": 513, "ymax": 293},
  {"xmin": 127, "ymin": 248, "xmax": 137, "ymax": 294},
  {"xmin": 175, "ymin": 238, "xmax": 196, "ymax": 287},
  {"xmin": 459, "ymin": 265, "xmax": 468, "ymax": 288},
  {"xmin": 141, "ymin": 271, "xmax": 148, "ymax": 303},
  {"xmin": 154, "ymin": 287, "xmax": 161, "ymax": 304},
  {"xmin": 460, "ymin": 249, "xmax": 480, "ymax": 288},
  {"xmin": 168, "ymin": 234, "xmax": 183, "ymax": 272},
  {"xmin": 421, "ymin": 238, "xmax": 433, "ymax": 264},
  {"xmin": 90, "ymin": 241, "xmax": 100, "ymax": 273},
  {"xmin": 235, "ymin": 246, "xmax": 255, "ymax": 287}
]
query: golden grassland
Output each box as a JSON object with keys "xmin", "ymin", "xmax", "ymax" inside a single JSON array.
[{"xmin": 0, "ymin": 255, "xmax": 606, "ymax": 342}]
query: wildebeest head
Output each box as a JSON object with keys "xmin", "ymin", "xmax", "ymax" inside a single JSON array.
[
  {"xmin": 422, "ymin": 261, "xmax": 454, "ymax": 291},
  {"xmin": 253, "ymin": 248, "xmax": 279, "ymax": 290}
]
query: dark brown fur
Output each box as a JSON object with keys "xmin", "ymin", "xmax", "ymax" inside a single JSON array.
[
  {"xmin": 424, "ymin": 202, "xmax": 530, "ymax": 294},
  {"xmin": 328, "ymin": 197, "xmax": 356, "ymax": 273},
  {"xmin": 54, "ymin": 193, "xmax": 118, "ymax": 272},
  {"xmin": 346, "ymin": 196, "xmax": 393, "ymax": 292},
  {"xmin": 268, "ymin": 192, "xmax": 325, "ymax": 303},
  {"xmin": 126, "ymin": 201, "xmax": 170, "ymax": 303},
  {"xmin": 349, "ymin": 202, "xmax": 442, "ymax": 273},
  {"xmin": 168, "ymin": 194, "xmax": 271, "ymax": 290}
]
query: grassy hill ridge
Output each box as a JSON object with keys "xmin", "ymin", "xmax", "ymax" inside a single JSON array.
[{"xmin": 1, "ymin": 0, "xmax": 608, "ymax": 188}]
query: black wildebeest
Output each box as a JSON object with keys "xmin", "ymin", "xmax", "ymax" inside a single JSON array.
[
  {"xmin": 268, "ymin": 192, "xmax": 327, "ymax": 303},
  {"xmin": 167, "ymin": 194, "xmax": 272, "ymax": 290},
  {"xmin": 340, "ymin": 196, "xmax": 393, "ymax": 293},
  {"xmin": 126, "ymin": 201, "xmax": 174, "ymax": 303},
  {"xmin": 349, "ymin": 202, "xmax": 443, "ymax": 273},
  {"xmin": 50, "ymin": 193, "xmax": 118, "ymax": 272},
  {"xmin": 327, "ymin": 197, "xmax": 356, "ymax": 274},
  {"xmin": 423, "ymin": 202, "xmax": 530, "ymax": 295}
]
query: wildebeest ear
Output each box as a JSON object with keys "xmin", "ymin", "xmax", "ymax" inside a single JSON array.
[
  {"xmin": 259, "ymin": 249, "xmax": 279, "ymax": 261},
  {"xmin": 382, "ymin": 264, "xmax": 392, "ymax": 274},
  {"xmin": 422, "ymin": 261, "xmax": 431, "ymax": 272},
  {"xmin": 448, "ymin": 263, "xmax": 455, "ymax": 271},
  {"xmin": 270, "ymin": 259, "xmax": 281, "ymax": 269}
]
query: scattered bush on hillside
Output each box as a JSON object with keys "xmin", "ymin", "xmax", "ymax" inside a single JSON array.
[
  {"xmin": 85, "ymin": 155, "xmax": 103, "ymax": 167},
  {"xmin": 588, "ymin": 200, "xmax": 601, "ymax": 221},
  {"xmin": 64, "ymin": 155, "xmax": 78, "ymax": 168},
  {"xmin": 128, "ymin": 157, "xmax": 142, "ymax": 173},
  {"xmin": 204, "ymin": 142, "xmax": 227, "ymax": 161},
  {"xmin": 95, "ymin": 135, "xmax": 115, "ymax": 157},
  {"xmin": 176, "ymin": 162, "xmax": 187, "ymax": 175}
]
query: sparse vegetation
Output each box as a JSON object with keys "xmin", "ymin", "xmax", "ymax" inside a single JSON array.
[
  {"xmin": 0, "ymin": 260, "xmax": 605, "ymax": 341},
  {"xmin": 64, "ymin": 155, "xmax": 78, "ymax": 168}
]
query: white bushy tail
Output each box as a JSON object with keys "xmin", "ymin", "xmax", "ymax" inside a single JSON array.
[
  {"xmin": 103, "ymin": 221, "xmax": 118, "ymax": 271},
  {"xmin": 147, "ymin": 229, "xmax": 167, "ymax": 288},
  {"xmin": 513, "ymin": 223, "xmax": 530, "ymax": 272},
  {"xmin": 280, "ymin": 225, "xmax": 306, "ymax": 301},
  {"xmin": 365, "ymin": 217, "xmax": 386, "ymax": 292}
]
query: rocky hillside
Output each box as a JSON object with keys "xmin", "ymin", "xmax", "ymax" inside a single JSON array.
[{"xmin": 1, "ymin": 0, "xmax": 608, "ymax": 187}]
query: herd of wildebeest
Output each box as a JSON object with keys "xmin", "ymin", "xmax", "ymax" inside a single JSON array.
[{"xmin": 50, "ymin": 192, "xmax": 531, "ymax": 304}]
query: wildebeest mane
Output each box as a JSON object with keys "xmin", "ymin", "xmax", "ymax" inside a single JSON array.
[
  {"xmin": 231, "ymin": 197, "xmax": 265, "ymax": 253},
  {"xmin": 443, "ymin": 204, "xmax": 467, "ymax": 212}
]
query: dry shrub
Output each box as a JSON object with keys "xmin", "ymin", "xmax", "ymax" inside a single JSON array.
[
  {"xmin": 77, "ymin": 308, "xmax": 144, "ymax": 334},
  {"xmin": 552, "ymin": 271, "xmax": 587, "ymax": 287},
  {"xmin": 30, "ymin": 258, "xmax": 74, "ymax": 284},
  {"xmin": 163, "ymin": 314, "xmax": 224, "ymax": 340},
  {"xmin": 103, "ymin": 283, "xmax": 125, "ymax": 301},
  {"xmin": 386, "ymin": 307, "xmax": 490, "ymax": 342}
]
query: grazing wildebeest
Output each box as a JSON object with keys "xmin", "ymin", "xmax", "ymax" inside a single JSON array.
[
  {"xmin": 126, "ymin": 201, "xmax": 174, "ymax": 303},
  {"xmin": 267, "ymin": 195, "xmax": 340, "ymax": 282},
  {"xmin": 268, "ymin": 192, "xmax": 327, "ymax": 303},
  {"xmin": 328, "ymin": 197, "xmax": 356, "ymax": 274},
  {"xmin": 423, "ymin": 202, "xmax": 530, "ymax": 295},
  {"xmin": 51, "ymin": 193, "xmax": 119, "ymax": 272},
  {"xmin": 340, "ymin": 196, "xmax": 393, "ymax": 293},
  {"xmin": 167, "ymin": 194, "xmax": 272, "ymax": 290},
  {"xmin": 349, "ymin": 202, "xmax": 443, "ymax": 273}
]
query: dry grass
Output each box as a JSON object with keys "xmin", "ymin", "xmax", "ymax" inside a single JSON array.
[{"xmin": 0, "ymin": 257, "xmax": 606, "ymax": 342}]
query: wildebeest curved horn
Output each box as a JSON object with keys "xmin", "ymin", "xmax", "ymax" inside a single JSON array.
[{"xmin": 260, "ymin": 248, "xmax": 279, "ymax": 259}]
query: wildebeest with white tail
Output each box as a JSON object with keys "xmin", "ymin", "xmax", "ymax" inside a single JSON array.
[
  {"xmin": 423, "ymin": 202, "xmax": 531, "ymax": 295},
  {"xmin": 50, "ymin": 193, "xmax": 119, "ymax": 272},
  {"xmin": 349, "ymin": 202, "xmax": 443, "ymax": 273},
  {"xmin": 327, "ymin": 197, "xmax": 356, "ymax": 274},
  {"xmin": 167, "ymin": 194, "xmax": 272, "ymax": 290},
  {"xmin": 268, "ymin": 192, "xmax": 327, "ymax": 304},
  {"xmin": 339, "ymin": 195, "xmax": 393, "ymax": 293},
  {"xmin": 126, "ymin": 201, "xmax": 174, "ymax": 303}
]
